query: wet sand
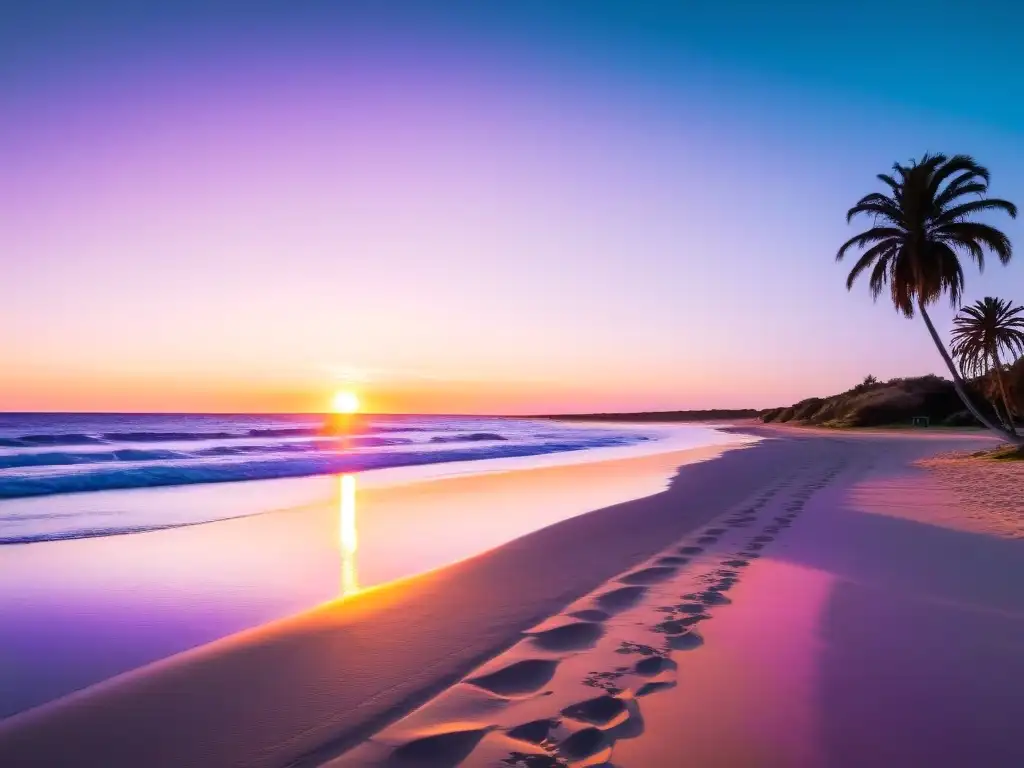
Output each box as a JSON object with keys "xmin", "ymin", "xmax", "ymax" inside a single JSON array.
[{"xmin": 0, "ymin": 429, "xmax": 742, "ymax": 719}]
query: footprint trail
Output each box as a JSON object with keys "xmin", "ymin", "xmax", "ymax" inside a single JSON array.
[{"xmin": 330, "ymin": 459, "xmax": 849, "ymax": 767}]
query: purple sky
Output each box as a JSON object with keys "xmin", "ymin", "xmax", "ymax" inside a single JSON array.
[{"xmin": 2, "ymin": 2, "xmax": 1023, "ymax": 413}]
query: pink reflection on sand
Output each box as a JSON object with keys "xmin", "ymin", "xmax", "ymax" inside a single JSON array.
[{"xmin": 616, "ymin": 560, "xmax": 834, "ymax": 767}]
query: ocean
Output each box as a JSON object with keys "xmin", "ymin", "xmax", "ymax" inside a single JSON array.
[{"xmin": 0, "ymin": 413, "xmax": 658, "ymax": 544}]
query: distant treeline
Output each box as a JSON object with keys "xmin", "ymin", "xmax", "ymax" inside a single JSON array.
[
  {"xmin": 540, "ymin": 409, "xmax": 762, "ymax": 422},
  {"xmin": 759, "ymin": 373, "xmax": 1017, "ymax": 428}
]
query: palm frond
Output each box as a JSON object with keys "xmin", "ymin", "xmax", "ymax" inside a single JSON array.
[
  {"xmin": 937, "ymin": 222, "xmax": 1013, "ymax": 264},
  {"xmin": 889, "ymin": 245, "xmax": 919, "ymax": 317},
  {"xmin": 867, "ymin": 252, "xmax": 892, "ymax": 300},
  {"xmin": 933, "ymin": 198, "xmax": 1018, "ymax": 225},
  {"xmin": 935, "ymin": 233, "xmax": 985, "ymax": 269},
  {"xmin": 928, "ymin": 154, "xmax": 989, "ymax": 198},
  {"xmin": 933, "ymin": 179, "xmax": 988, "ymax": 210},
  {"xmin": 845, "ymin": 242, "xmax": 897, "ymax": 289},
  {"xmin": 877, "ymin": 173, "xmax": 901, "ymax": 195},
  {"xmin": 932, "ymin": 243, "xmax": 965, "ymax": 308},
  {"xmin": 846, "ymin": 199, "xmax": 903, "ymax": 224},
  {"xmin": 836, "ymin": 228, "xmax": 902, "ymax": 261}
]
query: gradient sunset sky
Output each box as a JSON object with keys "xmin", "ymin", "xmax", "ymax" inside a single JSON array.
[{"xmin": 2, "ymin": 1, "xmax": 1023, "ymax": 414}]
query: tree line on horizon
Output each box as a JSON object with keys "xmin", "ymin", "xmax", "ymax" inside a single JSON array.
[{"xmin": 837, "ymin": 153, "xmax": 1024, "ymax": 445}]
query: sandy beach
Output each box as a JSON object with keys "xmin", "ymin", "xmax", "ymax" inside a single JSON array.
[
  {"xmin": 8, "ymin": 3, "xmax": 1024, "ymax": 765},
  {"xmin": 2, "ymin": 426, "xmax": 1023, "ymax": 767}
]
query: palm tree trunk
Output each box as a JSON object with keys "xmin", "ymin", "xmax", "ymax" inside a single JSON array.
[
  {"xmin": 991, "ymin": 349, "xmax": 1018, "ymax": 436},
  {"xmin": 918, "ymin": 301, "xmax": 1022, "ymax": 444}
]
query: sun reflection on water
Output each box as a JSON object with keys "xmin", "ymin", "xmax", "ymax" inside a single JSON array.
[{"xmin": 339, "ymin": 473, "xmax": 358, "ymax": 597}]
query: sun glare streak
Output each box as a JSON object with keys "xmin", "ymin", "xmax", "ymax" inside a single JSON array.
[{"xmin": 339, "ymin": 473, "xmax": 358, "ymax": 597}]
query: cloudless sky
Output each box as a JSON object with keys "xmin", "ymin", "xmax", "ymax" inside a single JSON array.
[{"xmin": 2, "ymin": 1, "xmax": 1023, "ymax": 413}]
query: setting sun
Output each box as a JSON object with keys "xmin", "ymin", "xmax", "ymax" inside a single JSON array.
[{"xmin": 331, "ymin": 390, "xmax": 361, "ymax": 414}]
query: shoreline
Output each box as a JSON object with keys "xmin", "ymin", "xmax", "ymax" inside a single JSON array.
[
  {"xmin": 0, "ymin": 438, "xmax": 775, "ymax": 766},
  {"xmin": 0, "ymin": 427, "xmax": 745, "ymax": 720},
  {"xmin": 0, "ymin": 420, "xmax": 735, "ymax": 546},
  {"xmin": 3, "ymin": 427, "xmax": 1018, "ymax": 767}
]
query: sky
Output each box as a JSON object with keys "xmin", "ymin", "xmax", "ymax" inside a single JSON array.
[{"xmin": 2, "ymin": 1, "xmax": 1023, "ymax": 414}]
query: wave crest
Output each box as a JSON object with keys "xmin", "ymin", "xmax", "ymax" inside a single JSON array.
[{"xmin": 0, "ymin": 435, "xmax": 640, "ymax": 507}]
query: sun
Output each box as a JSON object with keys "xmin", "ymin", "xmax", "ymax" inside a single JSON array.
[{"xmin": 331, "ymin": 390, "xmax": 360, "ymax": 414}]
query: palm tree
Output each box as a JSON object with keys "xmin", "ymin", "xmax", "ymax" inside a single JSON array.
[
  {"xmin": 950, "ymin": 297, "xmax": 1024, "ymax": 435},
  {"xmin": 836, "ymin": 153, "xmax": 1021, "ymax": 444}
]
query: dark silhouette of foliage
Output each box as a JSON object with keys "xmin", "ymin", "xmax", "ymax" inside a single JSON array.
[
  {"xmin": 761, "ymin": 375, "xmax": 996, "ymax": 429},
  {"xmin": 951, "ymin": 297, "xmax": 1024, "ymax": 432},
  {"xmin": 836, "ymin": 153, "xmax": 1020, "ymax": 444}
]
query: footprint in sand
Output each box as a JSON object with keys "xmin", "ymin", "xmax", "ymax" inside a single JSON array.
[
  {"xmin": 595, "ymin": 585, "xmax": 648, "ymax": 614},
  {"xmin": 675, "ymin": 602, "xmax": 706, "ymax": 614},
  {"xmin": 561, "ymin": 694, "xmax": 628, "ymax": 726},
  {"xmin": 619, "ymin": 566, "xmax": 678, "ymax": 585},
  {"xmin": 388, "ymin": 726, "xmax": 491, "ymax": 767},
  {"xmin": 559, "ymin": 727, "xmax": 610, "ymax": 762},
  {"xmin": 500, "ymin": 750, "xmax": 561, "ymax": 767},
  {"xmin": 634, "ymin": 655, "xmax": 677, "ymax": 676},
  {"xmin": 680, "ymin": 613, "xmax": 710, "ymax": 626},
  {"xmin": 583, "ymin": 669, "xmax": 625, "ymax": 694},
  {"xmin": 698, "ymin": 590, "xmax": 731, "ymax": 605},
  {"xmin": 529, "ymin": 622, "xmax": 605, "ymax": 652},
  {"xmin": 667, "ymin": 631, "xmax": 704, "ymax": 650},
  {"xmin": 655, "ymin": 616, "xmax": 708, "ymax": 635},
  {"xmin": 506, "ymin": 718, "xmax": 560, "ymax": 746},
  {"xmin": 467, "ymin": 659, "xmax": 560, "ymax": 696},
  {"xmin": 655, "ymin": 555, "xmax": 689, "ymax": 566},
  {"xmin": 568, "ymin": 609, "xmax": 611, "ymax": 622},
  {"xmin": 616, "ymin": 640, "xmax": 666, "ymax": 658},
  {"xmin": 636, "ymin": 680, "xmax": 676, "ymax": 697}
]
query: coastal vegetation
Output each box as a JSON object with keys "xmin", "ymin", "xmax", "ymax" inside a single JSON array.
[
  {"xmin": 762, "ymin": 361, "xmax": 1024, "ymax": 431},
  {"xmin": 950, "ymin": 297, "xmax": 1024, "ymax": 436},
  {"xmin": 761, "ymin": 374, "xmax": 984, "ymax": 428},
  {"xmin": 835, "ymin": 153, "xmax": 1022, "ymax": 444}
]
